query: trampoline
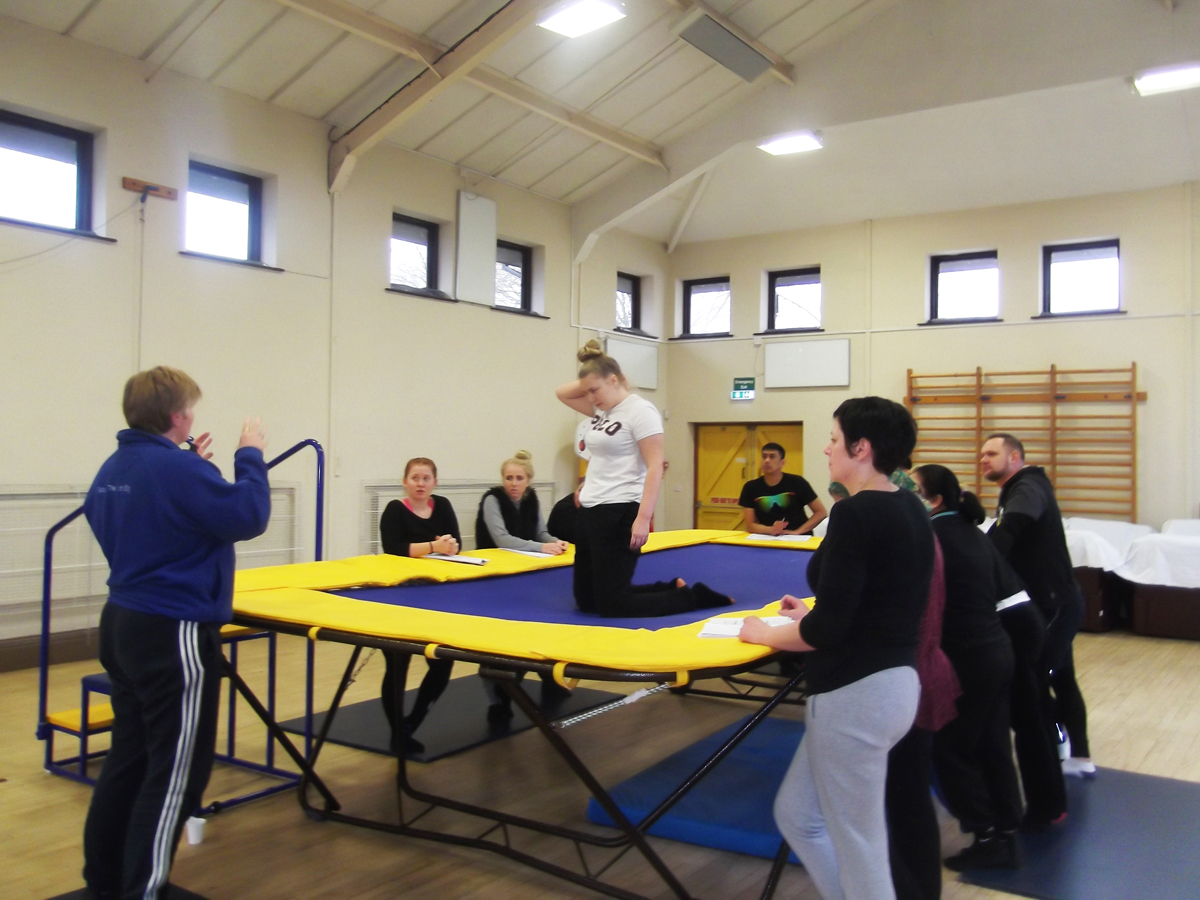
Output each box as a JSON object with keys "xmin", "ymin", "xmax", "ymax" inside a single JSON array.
[{"xmin": 230, "ymin": 530, "xmax": 816, "ymax": 900}]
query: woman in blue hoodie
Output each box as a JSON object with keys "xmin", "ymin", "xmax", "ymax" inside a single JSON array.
[{"xmin": 81, "ymin": 366, "xmax": 270, "ymax": 900}]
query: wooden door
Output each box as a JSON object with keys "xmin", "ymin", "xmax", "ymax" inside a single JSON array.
[
  {"xmin": 695, "ymin": 425, "xmax": 752, "ymax": 529},
  {"xmin": 693, "ymin": 423, "xmax": 806, "ymax": 528}
]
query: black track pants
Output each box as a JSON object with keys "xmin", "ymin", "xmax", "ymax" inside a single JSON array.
[
  {"xmin": 83, "ymin": 603, "xmax": 222, "ymax": 900},
  {"xmin": 573, "ymin": 502, "xmax": 696, "ymax": 617}
]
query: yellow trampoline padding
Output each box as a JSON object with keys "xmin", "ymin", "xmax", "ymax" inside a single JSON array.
[
  {"xmin": 234, "ymin": 529, "xmax": 742, "ymax": 595},
  {"xmin": 233, "ymin": 587, "xmax": 803, "ymax": 673},
  {"xmin": 711, "ymin": 533, "xmax": 822, "ymax": 551}
]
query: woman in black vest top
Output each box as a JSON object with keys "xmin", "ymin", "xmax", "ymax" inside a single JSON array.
[
  {"xmin": 474, "ymin": 450, "xmax": 568, "ymax": 555},
  {"xmin": 474, "ymin": 450, "xmax": 571, "ymax": 723}
]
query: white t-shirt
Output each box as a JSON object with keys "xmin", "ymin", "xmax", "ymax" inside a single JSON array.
[
  {"xmin": 574, "ymin": 419, "xmax": 592, "ymax": 461},
  {"xmin": 579, "ymin": 394, "xmax": 664, "ymax": 507}
]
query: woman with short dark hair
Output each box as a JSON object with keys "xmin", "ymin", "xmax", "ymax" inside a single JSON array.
[{"xmin": 741, "ymin": 397, "xmax": 933, "ymax": 900}]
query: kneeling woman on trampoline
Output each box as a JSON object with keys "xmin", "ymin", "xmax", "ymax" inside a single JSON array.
[
  {"xmin": 740, "ymin": 397, "xmax": 933, "ymax": 900},
  {"xmin": 378, "ymin": 457, "xmax": 459, "ymax": 753},
  {"xmin": 555, "ymin": 340, "xmax": 731, "ymax": 617}
]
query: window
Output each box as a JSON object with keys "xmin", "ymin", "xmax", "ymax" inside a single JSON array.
[
  {"xmin": 929, "ymin": 251, "xmax": 999, "ymax": 321},
  {"xmin": 767, "ymin": 267, "xmax": 821, "ymax": 330},
  {"xmin": 616, "ymin": 272, "xmax": 641, "ymax": 330},
  {"xmin": 682, "ymin": 277, "xmax": 731, "ymax": 336},
  {"xmin": 495, "ymin": 240, "xmax": 532, "ymax": 310},
  {"xmin": 1042, "ymin": 240, "xmax": 1119, "ymax": 315},
  {"xmin": 390, "ymin": 214, "xmax": 438, "ymax": 291},
  {"xmin": 186, "ymin": 161, "xmax": 262, "ymax": 262},
  {"xmin": 0, "ymin": 110, "xmax": 93, "ymax": 231}
]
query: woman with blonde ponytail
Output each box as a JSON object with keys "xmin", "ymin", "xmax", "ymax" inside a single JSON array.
[
  {"xmin": 555, "ymin": 340, "xmax": 731, "ymax": 618},
  {"xmin": 474, "ymin": 450, "xmax": 568, "ymax": 556}
]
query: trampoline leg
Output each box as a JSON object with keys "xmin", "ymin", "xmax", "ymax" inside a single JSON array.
[
  {"xmin": 219, "ymin": 658, "xmax": 339, "ymax": 811},
  {"xmin": 498, "ymin": 675, "xmax": 694, "ymax": 900},
  {"xmin": 759, "ymin": 839, "xmax": 790, "ymax": 900}
]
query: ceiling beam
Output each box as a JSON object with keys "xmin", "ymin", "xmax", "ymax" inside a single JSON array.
[
  {"xmin": 665, "ymin": 0, "xmax": 794, "ymax": 85},
  {"xmin": 667, "ymin": 169, "xmax": 711, "ymax": 253},
  {"xmin": 329, "ymin": 0, "xmax": 545, "ymax": 190},
  {"xmin": 274, "ymin": 0, "xmax": 664, "ymax": 181}
]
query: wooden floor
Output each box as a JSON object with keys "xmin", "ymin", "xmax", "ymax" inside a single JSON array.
[{"xmin": 5, "ymin": 628, "xmax": 1199, "ymax": 900}]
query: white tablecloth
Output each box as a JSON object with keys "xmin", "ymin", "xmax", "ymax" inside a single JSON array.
[
  {"xmin": 1114, "ymin": 534, "xmax": 1200, "ymax": 589},
  {"xmin": 1162, "ymin": 519, "xmax": 1200, "ymax": 538},
  {"xmin": 1064, "ymin": 517, "xmax": 1155, "ymax": 561},
  {"xmin": 1066, "ymin": 529, "xmax": 1126, "ymax": 571}
]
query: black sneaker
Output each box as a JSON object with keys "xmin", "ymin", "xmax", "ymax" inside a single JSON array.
[{"xmin": 944, "ymin": 832, "xmax": 1019, "ymax": 871}]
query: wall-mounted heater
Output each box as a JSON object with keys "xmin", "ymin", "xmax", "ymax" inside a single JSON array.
[{"xmin": 672, "ymin": 6, "xmax": 772, "ymax": 82}]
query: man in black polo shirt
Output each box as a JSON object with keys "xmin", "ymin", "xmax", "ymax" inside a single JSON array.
[
  {"xmin": 983, "ymin": 432, "xmax": 1095, "ymax": 788},
  {"xmin": 738, "ymin": 442, "xmax": 827, "ymax": 536}
]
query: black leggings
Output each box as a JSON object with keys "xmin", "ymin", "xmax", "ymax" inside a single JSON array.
[
  {"xmin": 574, "ymin": 502, "xmax": 697, "ymax": 617},
  {"xmin": 1000, "ymin": 601, "xmax": 1067, "ymax": 822},
  {"xmin": 1043, "ymin": 587, "xmax": 1090, "ymax": 758},
  {"xmin": 886, "ymin": 727, "xmax": 941, "ymax": 900},
  {"xmin": 934, "ymin": 639, "xmax": 1023, "ymax": 834},
  {"xmin": 381, "ymin": 651, "xmax": 454, "ymax": 745}
]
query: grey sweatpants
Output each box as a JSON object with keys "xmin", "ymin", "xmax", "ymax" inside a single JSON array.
[{"xmin": 775, "ymin": 666, "xmax": 920, "ymax": 900}]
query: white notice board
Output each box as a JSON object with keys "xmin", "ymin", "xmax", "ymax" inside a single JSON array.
[
  {"xmin": 764, "ymin": 339, "xmax": 850, "ymax": 388},
  {"xmin": 455, "ymin": 191, "xmax": 497, "ymax": 305},
  {"xmin": 606, "ymin": 336, "xmax": 659, "ymax": 390}
]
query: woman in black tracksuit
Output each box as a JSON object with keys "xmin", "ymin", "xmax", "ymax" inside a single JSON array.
[{"xmin": 912, "ymin": 465, "xmax": 1023, "ymax": 872}]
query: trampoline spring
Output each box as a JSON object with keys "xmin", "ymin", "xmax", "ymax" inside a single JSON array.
[
  {"xmin": 552, "ymin": 683, "xmax": 673, "ymax": 730},
  {"xmin": 347, "ymin": 648, "xmax": 377, "ymax": 686}
]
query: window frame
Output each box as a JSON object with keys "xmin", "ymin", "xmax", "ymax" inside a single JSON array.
[
  {"xmin": 681, "ymin": 275, "xmax": 733, "ymax": 337},
  {"xmin": 186, "ymin": 160, "xmax": 263, "ymax": 263},
  {"xmin": 389, "ymin": 212, "xmax": 440, "ymax": 293},
  {"xmin": 766, "ymin": 265, "xmax": 822, "ymax": 333},
  {"xmin": 495, "ymin": 239, "xmax": 533, "ymax": 312},
  {"xmin": 1040, "ymin": 238, "xmax": 1121, "ymax": 318},
  {"xmin": 615, "ymin": 271, "xmax": 642, "ymax": 332},
  {"xmin": 928, "ymin": 250, "xmax": 1000, "ymax": 323},
  {"xmin": 0, "ymin": 108, "xmax": 94, "ymax": 233}
]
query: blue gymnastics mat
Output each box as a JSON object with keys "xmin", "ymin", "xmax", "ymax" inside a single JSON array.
[
  {"xmin": 586, "ymin": 715, "xmax": 803, "ymax": 862},
  {"xmin": 962, "ymin": 767, "xmax": 1200, "ymax": 900}
]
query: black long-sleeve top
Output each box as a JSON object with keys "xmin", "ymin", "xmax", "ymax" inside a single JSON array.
[
  {"xmin": 801, "ymin": 488, "xmax": 934, "ymax": 695},
  {"xmin": 380, "ymin": 496, "xmax": 461, "ymax": 557},
  {"xmin": 930, "ymin": 512, "xmax": 1011, "ymax": 658},
  {"xmin": 988, "ymin": 466, "xmax": 1076, "ymax": 615}
]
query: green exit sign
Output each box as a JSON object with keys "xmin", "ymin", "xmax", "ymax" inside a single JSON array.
[{"xmin": 731, "ymin": 377, "xmax": 755, "ymax": 400}]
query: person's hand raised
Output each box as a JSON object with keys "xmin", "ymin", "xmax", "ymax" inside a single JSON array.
[{"xmin": 238, "ymin": 417, "xmax": 268, "ymax": 452}]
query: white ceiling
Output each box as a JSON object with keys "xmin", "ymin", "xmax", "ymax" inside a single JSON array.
[
  {"xmin": 0, "ymin": 0, "xmax": 880, "ymax": 206},
  {"xmin": 2, "ymin": 0, "xmax": 1199, "ymax": 246},
  {"xmin": 622, "ymin": 76, "xmax": 1200, "ymax": 243}
]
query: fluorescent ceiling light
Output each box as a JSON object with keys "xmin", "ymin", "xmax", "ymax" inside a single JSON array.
[
  {"xmin": 1132, "ymin": 63, "xmax": 1200, "ymax": 96},
  {"xmin": 757, "ymin": 131, "xmax": 822, "ymax": 155},
  {"xmin": 539, "ymin": 0, "xmax": 625, "ymax": 38}
]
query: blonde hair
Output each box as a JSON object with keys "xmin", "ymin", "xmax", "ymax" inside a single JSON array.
[
  {"xmin": 501, "ymin": 450, "xmax": 534, "ymax": 480},
  {"xmin": 576, "ymin": 339, "xmax": 625, "ymax": 383},
  {"xmin": 122, "ymin": 366, "xmax": 202, "ymax": 434}
]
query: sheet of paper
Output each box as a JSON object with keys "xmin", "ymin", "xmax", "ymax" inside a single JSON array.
[
  {"xmin": 745, "ymin": 533, "xmax": 811, "ymax": 542},
  {"xmin": 499, "ymin": 548, "xmax": 554, "ymax": 558},
  {"xmin": 426, "ymin": 553, "xmax": 488, "ymax": 566},
  {"xmin": 698, "ymin": 616, "xmax": 793, "ymax": 638}
]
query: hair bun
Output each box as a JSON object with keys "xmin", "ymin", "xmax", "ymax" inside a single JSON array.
[
  {"xmin": 514, "ymin": 449, "xmax": 532, "ymax": 461},
  {"xmin": 577, "ymin": 339, "xmax": 605, "ymax": 363}
]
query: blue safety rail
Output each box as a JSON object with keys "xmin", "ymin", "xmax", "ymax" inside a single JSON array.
[{"xmin": 37, "ymin": 438, "xmax": 325, "ymax": 811}]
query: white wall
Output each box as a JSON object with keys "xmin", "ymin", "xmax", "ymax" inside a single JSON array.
[
  {"xmin": 0, "ymin": 18, "xmax": 585, "ymax": 635},
  {"xmin": 663, "ymin": 185, "xmax": 1199, "ymax": 530}
]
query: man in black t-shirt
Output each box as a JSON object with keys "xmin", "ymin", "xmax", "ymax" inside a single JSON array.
[{"xmin": 738, "ymin": 443, "xmax": 827, "ymax": 535}]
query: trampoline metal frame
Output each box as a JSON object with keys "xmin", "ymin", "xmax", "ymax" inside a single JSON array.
[{"xmin": 231, "ymin": 615, "xmax": 804, "ymax": 900}]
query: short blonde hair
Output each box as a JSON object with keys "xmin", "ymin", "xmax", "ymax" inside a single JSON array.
[
  {"xmin": 576, "ymin": 339, "xmax": 625, "ymax": 383},
  {"xmin": 501, "ymin": 450, "xmax": 534, "ymax": 480},
  {"xmin": 122, "ymin": 366, "xmax": 201, "ymax": 434}
]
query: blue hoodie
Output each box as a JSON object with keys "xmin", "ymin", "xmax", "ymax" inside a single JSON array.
[{"xmin": 85, "ymin": 429, "xmax": 271, "ymax": 623}]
